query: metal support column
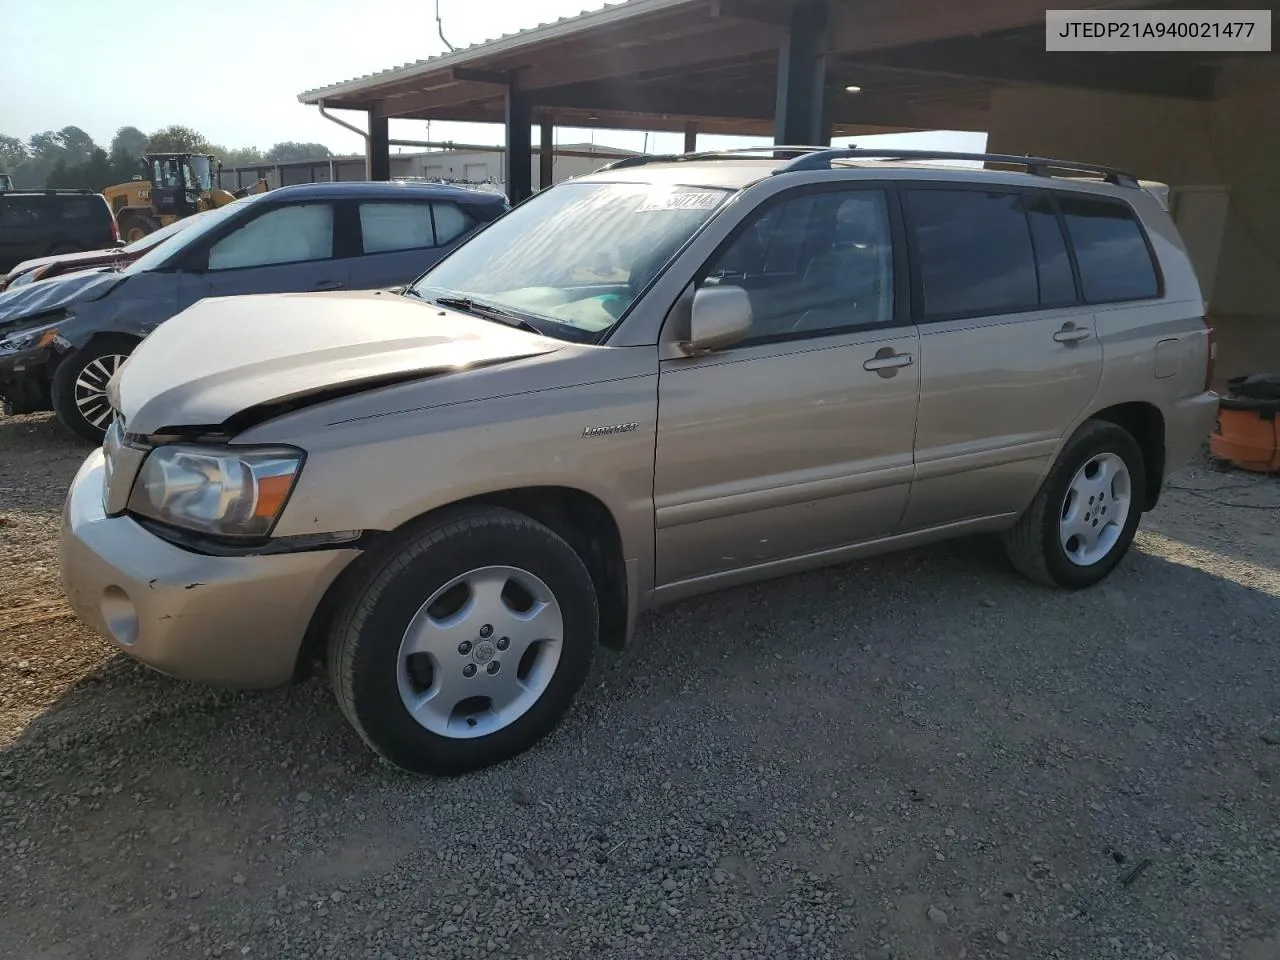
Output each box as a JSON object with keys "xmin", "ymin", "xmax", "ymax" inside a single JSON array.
[
  {"xmin": 774, "ymin": 0, "xmax": 830, "ymax": 146},
  {"xmin": 539, "ymin": 120, "xmax": 555, "ymax": 190},
  {"xmin": 366, "ymin": 112, "xmax": 391, "ymax": 181},
  {"xmin": 506, "ymin": 84, "xmax": 533, "ymax": 204},
  {"xmin": 683, "ymin": 121, "xmax": 698, "ymax": 154}
]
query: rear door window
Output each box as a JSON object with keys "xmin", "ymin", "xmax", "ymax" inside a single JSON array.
[
  {"xmin": 432, "ymin": 202, "xmax": 473, "ymax": 245},
  {"xmin": 1057, "ymin": 196, "xmax": 1160, "ymax": 303},
  {"xmin": 905, "ymin": 189, "xmax": 1039, "ymax": 319},
  {"xmin": 359, "ymin": 201, "xmax": 436, "ymax": 253}
]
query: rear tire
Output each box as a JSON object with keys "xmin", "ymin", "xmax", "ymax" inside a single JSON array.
[
  {"xmin": 327, "ymin": 506, "xmax": 598, "ymax": 775},
  {"xmin": 50, "ymin": 336, "xmax": 138, "ymax": 444},
  {"xmin": 1003, "ymin": 419, "xmax": 1146, "ymax": 589}
]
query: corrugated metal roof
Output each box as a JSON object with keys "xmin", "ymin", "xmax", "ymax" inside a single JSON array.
[{"xmin": 297, "ymin": 0, "xmax": 703, "ymax": 104}]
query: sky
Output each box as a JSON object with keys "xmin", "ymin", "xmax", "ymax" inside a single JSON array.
[{"xmin": 1, "ymin": 0, "xmax": 985, "ymax": 157}]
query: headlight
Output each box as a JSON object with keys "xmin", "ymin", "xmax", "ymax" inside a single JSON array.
[
  {"xmin": 0, "ymin": 319, "xmax": 62, "ymax": 352},
  {"xmin": 127, "ymin": 445, "xmax": 303, "ymax": 539}
]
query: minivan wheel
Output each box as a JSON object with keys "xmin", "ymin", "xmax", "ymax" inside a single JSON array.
[
  {"xmin": 327, "ymin": 507, "xmax": 599, "ymax": 775},
  {"xmin": 50, "ymin": 336, "xmax": 138, "ymax": 444},
  {"xmin": 1002, "ymin": 419, "xmax": 1146, "ymax": 589}
]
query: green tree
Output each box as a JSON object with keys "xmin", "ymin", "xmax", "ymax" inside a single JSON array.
[
  {"xmin": 263, "ymin": 141, "xmax": 332, "ymax": 163},
  {"xmin": 148, "ymin": 124, "xmax": 210, "ymax": 153},
  {"xmin": 218, "ymin": 145, "xmax": 266, "ymax": 168},
  {"xmin": 55, "ymin": 125, "xmax": 97, "ymax": 165},
  {"xmin": 110, "ymin": 125, "xmax": 149, "ymax": 160},
  {"xmin": 0, "ymin": 134, "xmax": 29, "ymax": 171},
  {"xmin": 21, "ymin": 130, "xmax": 67, "ymax": 186}
]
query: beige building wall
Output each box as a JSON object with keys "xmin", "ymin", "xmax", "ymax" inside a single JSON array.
[{"xmin": 985, "ymin": 62, "xmax": 1280, "ymax": 381}]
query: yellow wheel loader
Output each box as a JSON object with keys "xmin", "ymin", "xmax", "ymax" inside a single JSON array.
[{"xmin": 102, "ymin": 153, "xmax": 268, "ymax": 243}]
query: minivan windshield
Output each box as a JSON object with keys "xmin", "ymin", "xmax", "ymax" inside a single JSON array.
[
  {"xmin": 123, "ymin": 194, "xmax": 263, "ymax": 275},
  {"xmin": 408, "ymin": 181, "xmax": 732, "ymax": 341}
]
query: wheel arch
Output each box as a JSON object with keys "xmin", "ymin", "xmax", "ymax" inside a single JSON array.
[
  {"xmin": 294, "ymin": 484, "xmax": 631, "ymax": 680},
  {"xmin": 1087, "ymin": 401, "xmax": 1166, "ymax": 510}
]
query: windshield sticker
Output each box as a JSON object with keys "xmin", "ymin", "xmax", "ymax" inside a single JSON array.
[{"xmin": 636, "ymin": 191, "xmax": 723, "ymax": 213}]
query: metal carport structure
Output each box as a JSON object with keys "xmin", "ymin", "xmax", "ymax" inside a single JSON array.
[
  {"xmin": 300, "ymin": 0, "xmax": 1231, "ymax": 199},
  {"xmin": 300, "ymin": 0, "xmax": 1280, "ymax": 378}
]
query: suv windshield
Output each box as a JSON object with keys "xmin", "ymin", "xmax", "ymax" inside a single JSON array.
[
  {"xmin": 408, "ymin": 181, "xmax": 731, "ymax": 341},
  {"xmin": 123, "ymin": 194, "xmax": 262, "ymax": 275}
]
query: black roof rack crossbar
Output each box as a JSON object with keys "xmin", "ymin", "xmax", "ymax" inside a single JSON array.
[
  {"xmin": 596, "ymin": 145, "xmax": 838, "ymax": 171},
  {"xmin": 776, "ymin": 148, "xmax": 1140, "ymax": 187}
]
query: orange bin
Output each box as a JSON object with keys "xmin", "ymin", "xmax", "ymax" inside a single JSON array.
[{"xmin": 1210, "ymin": 374, "xmax": 1280, "ymax": 473}]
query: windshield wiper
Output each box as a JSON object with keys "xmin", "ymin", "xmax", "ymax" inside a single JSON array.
[{"xmin": 433, "ymin": 296, "xmax": 544, "ymax": 336}]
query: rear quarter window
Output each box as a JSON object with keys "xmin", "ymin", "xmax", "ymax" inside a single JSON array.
[{"xmin": 1057, "ymin": 196, "xmax": 1160, "ymax": 303}]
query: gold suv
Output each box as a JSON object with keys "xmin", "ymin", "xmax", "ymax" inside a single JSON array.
[{"xmin": 60, "ymin": 148, "xmax": 1218, "ymax": 773}]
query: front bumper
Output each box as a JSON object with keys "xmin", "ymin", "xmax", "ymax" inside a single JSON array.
[
  {"xmin": 0, "ymin": 341, "xmax": 53, "ymax": 404},
  {"xmin": 59, "ymin": 449, "xmax": 359, "ymax": 687}
]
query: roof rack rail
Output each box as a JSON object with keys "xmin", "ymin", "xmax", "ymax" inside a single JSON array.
[
  {"xmin": 776, "ymin": 148, "xmax": 1140, "ymax": 187},
  {"xmin": 597, "ymin": 145, "xmax": 836, "ymax": 171}
]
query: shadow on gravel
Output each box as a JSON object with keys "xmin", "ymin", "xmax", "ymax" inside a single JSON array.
[
  {"xmin": 3, "ymin": 528, "xmax": 1278, "ymax": 958},
  {"xmin": 7, "ymin": 529, "xmax": 1277, "ymax": 780}
]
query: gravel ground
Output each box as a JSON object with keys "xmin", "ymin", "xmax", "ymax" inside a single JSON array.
[{"xmin": 2, "ymin": 410, "xmax": 1278, "ymax": 960}]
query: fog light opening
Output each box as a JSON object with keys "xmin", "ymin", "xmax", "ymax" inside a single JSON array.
[{"xmin": 101, "ymin": 586, "xmax": 139, "ymax": 646}]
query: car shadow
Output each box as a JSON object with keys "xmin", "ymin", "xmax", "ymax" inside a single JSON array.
[{"xmin": 3, "ymin": 500, "xmax": 1279, "ymax": 956}]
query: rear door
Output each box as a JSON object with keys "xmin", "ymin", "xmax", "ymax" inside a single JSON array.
[
  {"xmin": 181, "ymin": 199, "xmax": 352, "ymax": 304},
  {"xmin": 654, "ymin": 185, "xmax": 920, "ymax": 587},
  {"xmin": 898, "ymin": 185, "xmax": 1103, "ymax": 531}
]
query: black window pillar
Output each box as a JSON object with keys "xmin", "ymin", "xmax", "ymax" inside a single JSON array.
[
  {"xmin": 366, "ymin": 111, "xmax": 390, "ymax": 181},
  {"xmin": 683, "ymin": 121, "xmax": 698, "ymax": 154},
  {"xmin": 506, "ymin": 83, "xmax": 533, "ymax": 204},
  {"xmin": 539, "ymin": 119, "xmax": 555, "ymax": 190},
  {"xmin": 774, "ymin": 0, "xmax": 831, "ymax": 146}
]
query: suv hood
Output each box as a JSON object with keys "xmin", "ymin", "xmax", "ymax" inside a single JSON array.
[
  {"xmin": 113, "ymin": 290, "xmax": 564, "ymax": 436},
  {"xmin": 9, "ymin": 245, "xmax": 126, "ymax": 278},
  {"xmin": 0, "ymin": 269, "xmax": 124, "ymax": 329}
]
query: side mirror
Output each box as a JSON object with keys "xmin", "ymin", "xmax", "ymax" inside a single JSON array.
[
  {"xmin": 388, "ymin": 285, "xmax": 407, "ymax": 295},
  {"xmin": 682, "ymin": 285, "xmax": 752, "ymax": 354}
]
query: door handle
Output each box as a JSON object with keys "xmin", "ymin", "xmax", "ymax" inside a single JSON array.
[
  {"xmin": 863, "ymin": 352, "xmax": 914, "ymax": 372},
  {"xmin": 1053, "ymin": 324, "xmax": 1092, "ymax": 343},
  {"xmin": 313, "ymin": 280, "xmax": 344, "ymax": 291}
]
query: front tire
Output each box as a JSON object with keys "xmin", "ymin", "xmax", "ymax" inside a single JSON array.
[
  {"xmin": 1003, "ymin": 419, "xmax": 1146, "ymax": 589},
  {"xmin": 50, "ymin": 336, "xmax": 138, "ymax": 443},
  {"xmin": 327, "ymin": 507, "xmax": 599, "ymax": 775}
]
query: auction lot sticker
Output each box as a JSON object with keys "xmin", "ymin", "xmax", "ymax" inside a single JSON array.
[{"xmin": 1046, "ymin": 9, "xmax": 1271, "ymax": 51}]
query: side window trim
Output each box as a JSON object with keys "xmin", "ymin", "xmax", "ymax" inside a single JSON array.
[
  {"xmin": 688, "ymin": 180, "xmax": 911, "ymax": 347},
  {"xmin": 334, "ymin": 200, "xmax": 362, "ymax": 260},
  {"xmin": 1021, "ymin": 187, "xmax": 1082, "ymax": 308},
  {"xmin": 1052, "ymin": 190, "xmax": 1165, "ymax": 304},
  {"xmin": 1044, "ymin": 191, "xmax": 1087, "ymax": 304}
]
